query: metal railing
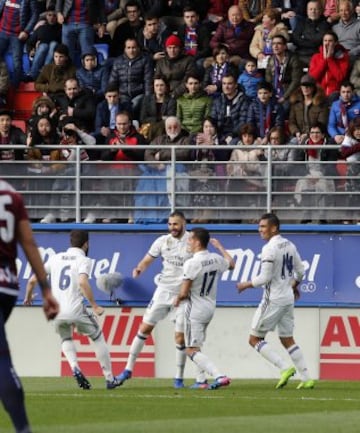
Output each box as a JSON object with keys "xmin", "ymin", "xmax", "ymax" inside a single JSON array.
[{"xmin": 1, "ymin": 143, "xmax": 357, "ymax": 224}]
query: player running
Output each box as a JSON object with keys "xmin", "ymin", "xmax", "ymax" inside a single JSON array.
[
  {"xmin": 116, "ymin": 211, "xmax": 193, "ymax": 388},
  {"xmin": 24, "ymin": 230, "xmax": 121, "ymax": 390},
  {"xmin": 237, "ymin": 212, "xmax": 315, "ymax": 389}
]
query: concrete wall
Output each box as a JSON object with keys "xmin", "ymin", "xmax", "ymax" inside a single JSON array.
[{"xmin": 6, "ymin": 306, "xmax": 321, "ymax": 380}]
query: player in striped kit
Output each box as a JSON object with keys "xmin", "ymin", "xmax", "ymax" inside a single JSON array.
[
  {"xmin": 0, "ymin": 179, "xmax": 59, "ymax": 433},
  {"xmin": 0, "ymin": 0, "xmax": 38, "ymax": 85},
  {"xmin": 237, "ymin": 213, "xmax": 315, "ymax": 389}
]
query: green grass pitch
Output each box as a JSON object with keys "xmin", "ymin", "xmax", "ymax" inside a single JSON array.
[{"xmin": 1, "ymin": 378, "xmax": 360, "ymax": 433}]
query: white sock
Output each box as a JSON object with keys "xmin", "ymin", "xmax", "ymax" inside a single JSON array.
[
  {"xmin": 287, "ymin": 344, "xmax": 311, "ymax": 381},
  {"xmin": 126, "ymin": 332, "xmax": 148, "ymax": 371},
  {"xmin": 255, "ymin": 341, "xmax": 288, "ymax": 371},
  {"xmin": 190, "ymin": 351, "xmax": 222, "ymax": 379},
  {"xmin": 195, "ymin": 364, "xmax": 207, "ymax": 383},
  {"xmin": 92, "ymin": 334, "xmax": 113, "ymax": 381},
  {"xmin": 62, "ymin": 339, "xmax": 79, "ymax": 371},
  {"xmin": 175, "ymin": 344, "xmax": 186, "ymax": 380}
]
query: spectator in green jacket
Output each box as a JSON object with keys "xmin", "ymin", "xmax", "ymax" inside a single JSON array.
[{"xmin": 176, "ymin": 72, "xmax": 212, "ymax": 133}]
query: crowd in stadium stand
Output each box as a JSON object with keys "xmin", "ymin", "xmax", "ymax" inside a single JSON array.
[{"xmin": 1, "ymin": 0, "xmax": 360, "ymax": 223}]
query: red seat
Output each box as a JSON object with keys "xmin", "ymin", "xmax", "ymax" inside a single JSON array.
[
  {"xmin": 11, "ymin": 119, "xmax": 26, "ymax": 133},
  {"xmin": 336, "ymin": 160, "xmax": 347, "ymax": 191},
  {"xmin": 7, "ymin": 84, "xmax": 42, "ymax": 120}
]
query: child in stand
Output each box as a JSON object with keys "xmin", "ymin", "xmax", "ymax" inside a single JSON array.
[
  {"xmin": 247, "ymin": 81, "xmax": 285, "ymax": 143},
  {"xmin": 237, "ymin": 59, "xmax": 263, "ymax": 100},
  {"xmin": 203, "ymin": 44, "xmax": 238, "ymax": 98}
]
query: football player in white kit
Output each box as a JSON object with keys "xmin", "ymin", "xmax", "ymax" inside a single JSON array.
[
  {"xmin": 24, "ymin": 230, "xmax": 121, "ymax": 390},
  {"xmin": 174, "ymin": 227, "xmax": 235, "ymax": 390},
  {"xmin": 116, "ymin": 211, "xmax": 193, "ymax": 388},
  {"xmin": 237, "ymin": 213, "xmax": 315, "ymax": 389}
]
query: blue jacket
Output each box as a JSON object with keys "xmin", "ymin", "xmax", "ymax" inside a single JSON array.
[
  {"xmin": 76, "ymin": 64, "xmax": 109, "ymax": 99},
  {"xmin": 0, "ymin": 0, "xmax": 38, "ymax": 34},
  {"xmin": 328, "ymin": 95, "xmax": 360, "ymax": 139},
  {"xmin": 247, "ymin": 98, "xmax": 285, "ymax": 138},
  {"xmin": 210, "ymin": 89, "xmax": 250, "ymax": 138},
  {"xmin": 237, "ymin": 71, "xmax": 263, "ymax": 100}
]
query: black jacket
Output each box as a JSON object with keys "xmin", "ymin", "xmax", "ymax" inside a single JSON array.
[{"xmin": 55, "ymin": 89, "xmax": 97, "ymax": 132}]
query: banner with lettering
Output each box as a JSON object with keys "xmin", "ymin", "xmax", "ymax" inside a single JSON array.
[
  {"xmin": 15, "ymin": 232, "xmax": 360, "ymax": 306},
  {"xmin": 320, "ymin": 309, "xmax": 360, "ymax": 380}
]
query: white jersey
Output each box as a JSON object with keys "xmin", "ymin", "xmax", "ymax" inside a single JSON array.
[
  {"xmin": 252, "ymin": 234, "xmax": 304, "ymax": 305},
  {"xmin": 183, "ymin": 250, "xmax": 230, "ymax": 322},
  {"xmin": 148, "ymin": 231, "xmax": 192, "ymax": 293},
  {"xmin": 45, "ymin": 247, "xmax": 91, "ymax": 319}
]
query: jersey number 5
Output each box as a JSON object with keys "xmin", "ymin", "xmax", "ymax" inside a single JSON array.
[{"xmin": 0, "ymin": 195, "xmax": 15, "ymax": 243}]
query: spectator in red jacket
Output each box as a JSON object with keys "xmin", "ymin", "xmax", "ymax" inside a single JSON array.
[
  {"xmin": 100, "ymin": 110, "xmax": 147, "ymax": 223},
  {"xmin": 308, "ymin": 31, "xmax": 350, "ymax": 101}
]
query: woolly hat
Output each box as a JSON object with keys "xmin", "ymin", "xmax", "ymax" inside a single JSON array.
[
  {"xmin": 165, "ymin": 34, "xmax": 182, "ymax": 48},
  {"xmin": 32, "ymin": 95, "xmax": 55, "ymax": 112}
]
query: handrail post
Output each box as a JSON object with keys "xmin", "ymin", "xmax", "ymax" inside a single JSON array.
[
  {"xmin": 170, "ymin": 146, "xmax": 176, "ymax": 212},
  {"xmin": 266, "ymin": 145, "xmax": 272, "ymax": 212},
  {"xmin": 75, "ymin": 147, "xmax": 81, "ymax": 222}
]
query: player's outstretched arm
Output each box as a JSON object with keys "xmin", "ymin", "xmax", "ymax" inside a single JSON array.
[
  {"xmin": 210, "ymin": 238, "xmax": 235, "ymax": 270},
  {"xmin": 132, "ymin": 254, "xmax": 155, "ymax": 278},
  {"xmin": 18, "ymin": 219, "xmax": 59, "ymax": 320}
]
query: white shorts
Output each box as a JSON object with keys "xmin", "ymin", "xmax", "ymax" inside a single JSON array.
[
  {"xmin": 143, "ymin": 287, "xmax": 185, "ymax": 333},
  {"xmin": 251, "ymin": 301, "xmax": 294, "ymax": 338},
  {"xmin": 54, "ymin": 306, "xmax": 101, "ymax": 341},
  {"xmin": 184, "ymin": 318, "xmax": 210, "ymax": 348}
]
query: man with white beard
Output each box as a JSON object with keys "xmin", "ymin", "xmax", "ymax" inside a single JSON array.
[
  {"xmin": 145, "ymin": 116, "xmax": 191, "ymax": 162},
  {"xmin": 144, "ymin": 116, "xmax": 192, "ymax": 209}
]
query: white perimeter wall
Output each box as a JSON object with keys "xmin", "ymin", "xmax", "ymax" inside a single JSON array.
[{"xmin": 6, "ymin": 307, "xmax": 320, "ymax": 380}]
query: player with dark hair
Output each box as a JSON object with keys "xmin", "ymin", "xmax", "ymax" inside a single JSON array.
[
  {"xmin": 237, "ymin": 213, "xmax": 315, "ymax": 389},
  {"xmin": 0, "ymin": 179, "xmax": 59, "ymax": 433},
  {"xmin": 174, "ymin": 228, "xmax": 235, "ymax": 389},
  {"xmin": 116, "ymin": 211, "xmax": 193, "ymax": 388},
  {"xmin": 24, "ymin": 230, "xmax": 121, "ymax": 390}
]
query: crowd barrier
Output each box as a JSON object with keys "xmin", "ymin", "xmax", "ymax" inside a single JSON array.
[{"xmin": 2, "ymin": 143, "xmax": 358, "ymax": 224}]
